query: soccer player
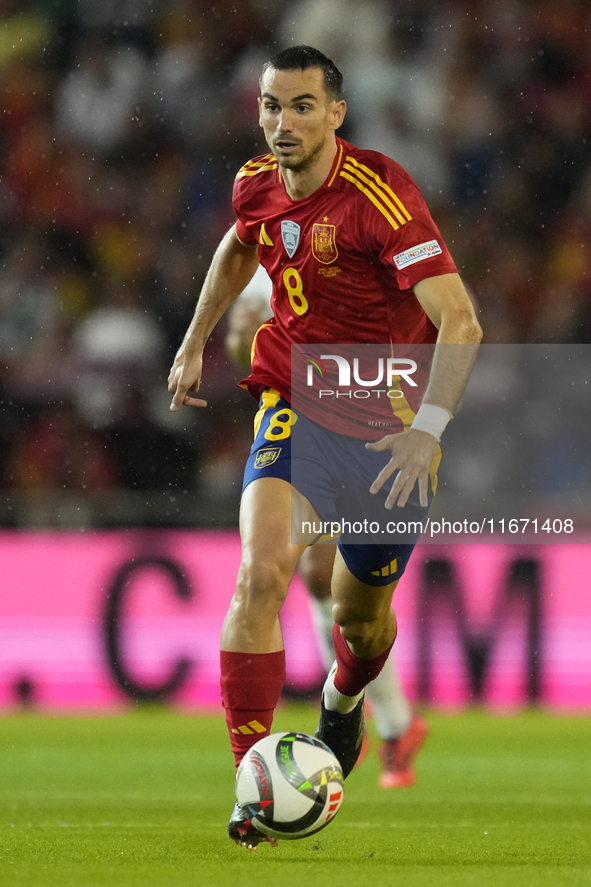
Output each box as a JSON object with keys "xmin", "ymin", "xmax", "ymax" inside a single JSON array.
[
  {"xmin": 168, "ymin": 46, "xmax": 482, "ymax": 849},
  {"xmin": 226, "ymin": 267, "xmax": 429, "ymax": 790}
]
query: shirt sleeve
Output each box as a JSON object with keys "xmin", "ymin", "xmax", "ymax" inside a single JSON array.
[
  {"xmin": 232, "ymin": 177, "xmax": 259, "ymax": 246},
  {"xmin": 363, "ymin": 161, "xmax": 457, "ymax": 291}
]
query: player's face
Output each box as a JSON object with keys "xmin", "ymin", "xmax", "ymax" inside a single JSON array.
[{"xmin": 258, "ymin": 67, "xmax": 345, "ymax": 173}]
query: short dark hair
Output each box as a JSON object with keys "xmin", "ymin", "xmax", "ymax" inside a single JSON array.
[{"xmin": 261, "ymin": 45, "xmax": 343, "ymax": 100}]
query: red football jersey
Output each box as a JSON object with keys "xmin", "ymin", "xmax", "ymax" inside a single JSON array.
[{"xmin": 233, "ymin": 137, "xmax": 457, "ymax": 438}]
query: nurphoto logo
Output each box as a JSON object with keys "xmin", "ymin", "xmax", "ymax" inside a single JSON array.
[{"xmin": 305, "ymin": 354, "xmax": 418, "ymax": 391}]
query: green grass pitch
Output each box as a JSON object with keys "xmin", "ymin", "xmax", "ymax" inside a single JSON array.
[{"xmin": 1, "ymin": 706, "xmax": 590, "ymax": 887}]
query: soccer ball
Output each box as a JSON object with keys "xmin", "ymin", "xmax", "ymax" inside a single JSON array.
[{"xmin": 235, "ymin": 732, "xmax": 344, "ymax": 841}]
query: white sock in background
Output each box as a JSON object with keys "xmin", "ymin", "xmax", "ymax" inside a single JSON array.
[
  {"xmin": 309, "ymin": 596, "xmax": 412, "ymax": 739},
  {"xmin": 367, "ymin": 658, "xmax": 412, "ymax": 741},
  {"xmin": 309, "ymin": 596, "xmax": 335, "ymax": 671}
]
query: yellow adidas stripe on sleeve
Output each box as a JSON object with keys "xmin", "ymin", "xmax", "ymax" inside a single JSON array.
[
  {"xmin": 236, "ymin": 162, "xmax": 278, "ymax": 180},
  {"xmin": 340, "ymin": 169, "xmax": 403, "ymax": 231},
  {"xmin": 342, "ymin": 162, "xmax": 408, "ymax": 226},
  {"xmin": 345, "ymin": 155, "xmax": 412, "ymax": 221},
  {"xmin": 246, "ymin": 154, "xmax": 275, "ymax": 167},
  {"xmin": 236, "ymin": 155, "xmax": 278, "ymax": 180}
]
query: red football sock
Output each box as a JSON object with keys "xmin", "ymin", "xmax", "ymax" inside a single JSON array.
[
  {"xmin": 332, "ymin": 623, "xmax": 394, "ymax": 697},
  {"xmin": 220, "ymin": 650, "xmax": 286, "ymax": 769}
]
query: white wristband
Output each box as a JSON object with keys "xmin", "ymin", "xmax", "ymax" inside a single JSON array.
[{"xmin": 410, "ymin": 403, "xmax": 453, "ymax": 441}]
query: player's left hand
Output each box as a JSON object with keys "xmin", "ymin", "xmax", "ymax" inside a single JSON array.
[{"xmin": 366, "ymin": 429, "xmax": 438, "ymax": 509}]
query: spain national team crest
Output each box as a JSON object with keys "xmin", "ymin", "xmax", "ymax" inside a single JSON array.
[
  {"xmin": 312, "ymin": 223, "xmax": 338, "ymax": 264},
  {"xmin": 281, "ymin": 220, "xmax": 301, "ymax": 258}
]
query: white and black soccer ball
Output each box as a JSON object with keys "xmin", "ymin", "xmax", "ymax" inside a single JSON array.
[{"xmin": 235, "ymin": 732, "xmax": 344, "ymax": 841}]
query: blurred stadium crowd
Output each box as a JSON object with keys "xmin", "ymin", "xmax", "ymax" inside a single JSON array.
[{"xmin": 1, "ymin": 0, "xmax": 591, "ymax": 527}]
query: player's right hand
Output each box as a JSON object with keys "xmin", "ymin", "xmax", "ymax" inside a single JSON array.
[{"xmin": 168, "ymin": 348, "xmax": 207, "ymax": 411}]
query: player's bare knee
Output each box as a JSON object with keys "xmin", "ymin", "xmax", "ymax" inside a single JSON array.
[{"xmin": 235, "ymin": 557, "xmax": 291, "ymax": 612}]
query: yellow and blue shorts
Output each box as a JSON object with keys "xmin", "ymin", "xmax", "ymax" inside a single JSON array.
[{"xmin": 242, "ymin": 390, "xmax": 438, "ymax": 587}]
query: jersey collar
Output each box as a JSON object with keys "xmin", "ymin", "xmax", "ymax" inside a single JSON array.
[{"xmin": 326, "ymin": 139, "xmax": 345, "ymax": 189}]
